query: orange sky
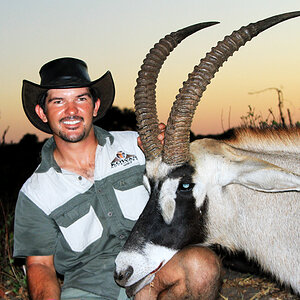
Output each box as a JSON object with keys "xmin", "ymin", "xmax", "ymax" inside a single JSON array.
[{"xmin": 1, "ymin": 1, "xmax": 299, "ymax": 143}]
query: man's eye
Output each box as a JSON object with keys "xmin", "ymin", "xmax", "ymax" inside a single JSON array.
[
  {"xmin": 178, "ymin": 183, "xmax": 194, "ymax": 192},
  {"xmin": 78, "ymin": 97, "xmax": 87, "ymax": 101},
  {"xmin": 53, "ymin": 100, "xmax": 62, "ymax": 104}
]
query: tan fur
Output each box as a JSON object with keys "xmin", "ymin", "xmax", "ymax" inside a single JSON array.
[{"xmin": 224, "ymin": 127, "xmax": 300, "ymax": 154}]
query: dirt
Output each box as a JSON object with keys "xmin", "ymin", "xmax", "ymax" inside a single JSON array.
[
  {"xmin": 218, "ymin": 268, "xmax": 299, "ymax": 300},
  {"xmin": 1, "ymin": 268, "xmax": 299, "ymax": 299}
]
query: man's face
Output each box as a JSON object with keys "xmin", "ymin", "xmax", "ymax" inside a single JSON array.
[{"xmin": 35, "ymin": 87, "xmax": 100, "ymax": 143}]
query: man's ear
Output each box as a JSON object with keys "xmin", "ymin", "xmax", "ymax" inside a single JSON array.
[
  {"xmin": 35, "ymin": 105, "xmax": 48, "ymax": 123},
  {"xmin": 93, "ymin": 99, "xmax": 101, "ymax": 117}
]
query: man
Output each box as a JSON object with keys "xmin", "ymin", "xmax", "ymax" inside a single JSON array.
[{"xmin": 14, "ymin": 57, "xmax": 221, "ymax": 300}]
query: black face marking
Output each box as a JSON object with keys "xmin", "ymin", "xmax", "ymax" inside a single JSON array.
[
  {"xmin": 169, "ymin": 163, "xmax": 195, "ymax": 179},
  {"xmin": 122, "ymin": 163, "xmax": 209, "ymax": 252}
]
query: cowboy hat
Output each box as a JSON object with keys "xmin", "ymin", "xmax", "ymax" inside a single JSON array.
[{"xmin": 22, "ymin": 57, "xmax": 115, "ymax": 134}]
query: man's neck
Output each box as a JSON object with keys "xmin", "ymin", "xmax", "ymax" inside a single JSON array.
[{"xmin": 53, "ymin": 128, "xmax": 98, "ymax": 181}]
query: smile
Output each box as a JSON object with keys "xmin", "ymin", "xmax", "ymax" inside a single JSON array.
[
  {"xmin": 63, "ymin": 120, "xmax": 81, "ymax": 125},
  {"xmin": 60, "ymin": 116, "xmax": 83, "ymax": 126}
]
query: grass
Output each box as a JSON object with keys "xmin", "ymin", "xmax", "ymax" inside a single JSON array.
[
  {"xmin": 0, "ymin": 199, "xmax": 28, "ymax": 299},
  {"xmin": 241, "ymin": 88, "xmax": 300, "ymax": 129}
]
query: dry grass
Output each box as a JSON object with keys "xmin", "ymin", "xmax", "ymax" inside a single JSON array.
[{"xmin": 218, "ymin": 269, "xmax": 299, "ymax": 300}]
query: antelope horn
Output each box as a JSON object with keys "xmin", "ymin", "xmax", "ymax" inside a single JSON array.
[
  {"xmin": 163, "ymin": 11, "xmax": 300, "ymax": 165},
  {"xmin": 134, "ymin": 21, "xmax": 219, "ymax": 160}
]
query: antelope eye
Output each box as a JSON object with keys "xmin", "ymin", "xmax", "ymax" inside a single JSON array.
[{"xmin": 178, "ymin": 183, "xmax": 194, "ymax": 192}]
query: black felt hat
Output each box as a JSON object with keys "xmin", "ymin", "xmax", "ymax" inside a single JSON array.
[{"xmin": 22, "ymin": 57, "xmax": 115, "ymax": 133}]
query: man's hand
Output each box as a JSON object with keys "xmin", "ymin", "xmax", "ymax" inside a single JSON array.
[{"xmin": 138, "ymin": 123, "xmax": 166, "ymax": 151}]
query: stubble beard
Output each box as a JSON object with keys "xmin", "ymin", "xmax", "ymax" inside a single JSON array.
[{"xmin": 58, "ymin": 129, "xmax": 86, "ymax": 143}]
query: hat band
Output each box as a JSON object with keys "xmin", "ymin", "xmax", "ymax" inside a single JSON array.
[{"xmin": 41, "ymin": 76, "xmax": 91, "ymax": 88}]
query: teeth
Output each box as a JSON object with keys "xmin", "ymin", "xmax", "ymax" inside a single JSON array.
[{"xmin": 63, "ymin": 120, "xmax": 80, "ymax": 125}]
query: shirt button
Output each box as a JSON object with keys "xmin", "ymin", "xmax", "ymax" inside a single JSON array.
[
  {"xmin": 119, "ymin": 234, "xmax": 125, "ymax": 239},
  {"xmin": 107, "ymin": 212, "xmax": 113, "ymax": 217}
]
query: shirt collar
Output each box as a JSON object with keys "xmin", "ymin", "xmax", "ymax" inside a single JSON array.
[
  {"xmin": 37, "ymin": 126, "xmax": 114, "ymax": 173},
  {"xmin": 94, "ymin": 126, "xmax": 114, "ymax": 146}
]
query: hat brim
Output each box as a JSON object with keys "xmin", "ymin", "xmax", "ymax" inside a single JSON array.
[{"xmin": 22, "ymin": 71, "xmax": 115, "ymax": 134}]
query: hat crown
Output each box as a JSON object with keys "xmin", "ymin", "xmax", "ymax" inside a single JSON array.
[{"xmin": 39, "ymin": 57, "xmax": 91, "ymax": 87}]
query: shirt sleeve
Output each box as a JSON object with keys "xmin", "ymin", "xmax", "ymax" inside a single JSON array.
[{"xmin": 13, "ymin": 191, "xmax": 58, "ymax": 257}]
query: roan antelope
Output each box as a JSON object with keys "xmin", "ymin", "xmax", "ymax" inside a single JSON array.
[{"xmin": 114, "ymin": 11, "xmax": 300, "ymax": 297}]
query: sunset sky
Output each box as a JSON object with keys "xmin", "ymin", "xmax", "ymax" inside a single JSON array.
[{"xmin": 1, "ymin": 1, "xmax": 299, "ymax": 143}]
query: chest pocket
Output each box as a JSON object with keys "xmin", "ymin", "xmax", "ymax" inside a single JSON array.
[
  {"xmin": 53, "ymin": 202, "xmax": 103, "ymax": 252},
  {"xmin": 113, "ymin": 174, "xmax": 149, "ymax": 221}
]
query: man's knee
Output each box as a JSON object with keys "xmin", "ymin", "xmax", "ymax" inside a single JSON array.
[
  {"xmin": 177, "ymin": 246, "xmax": 222, "ymax": 299},
  {"xmin": 180, "ymin": 246, "xmax": 221, "ymax": 279},
  {"xmin": 150, "ymin": 246, "xmax": 222, "ymax": 299}
]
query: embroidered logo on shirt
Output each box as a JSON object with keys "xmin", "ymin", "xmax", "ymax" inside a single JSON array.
[{"xmin": 111, "ymin": 151, "xmax": 138, "ymax": 168}]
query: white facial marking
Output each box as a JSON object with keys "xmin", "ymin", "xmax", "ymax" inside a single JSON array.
[
  {"xmin": 192, "ymin": 179, "xmax": 207, "ymax": 209},
  {"xmin": 146, "ymin": 158, "xmax": 175, "ymax": 180},
  {"xmin": 115, "ymin": 243, "xmax": 177, "ymax": 287},
  {"xmin": 143, "ymin": 174, "xmax": 151, "ymax": 194},
  {"xmin": 159, "ymin": 178, "xmax": 179, "ymax": 224}
]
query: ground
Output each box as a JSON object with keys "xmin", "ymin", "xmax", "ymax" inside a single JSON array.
[
  {"xmin": 218, "ymin": 269, "xmax": 299, "ymax": 300},
  {"xmin": 1, "ymin": 268, "xmax": 299, "ymax": 299}
]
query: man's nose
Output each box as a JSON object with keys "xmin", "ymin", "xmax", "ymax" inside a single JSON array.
[{"xmin": 65, "ymin": 102, "xmax": 78, "ymax": 115}]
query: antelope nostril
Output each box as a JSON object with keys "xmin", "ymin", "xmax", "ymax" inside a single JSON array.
[
  {"xmin": 114, "ymin": 270, "xmax": 123, "ymax": 281},
  {"xmin": 124, "ymin": 266, "xmax": 133, "ymax": 279},
  {"xmin": 114, "ymin": 266, "xmax": 134, "ymax": 286}
]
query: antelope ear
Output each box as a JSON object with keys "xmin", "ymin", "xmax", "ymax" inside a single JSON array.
[{"xmin": 229, "ymin": 158, "xmax": 300, "ymax": 192}]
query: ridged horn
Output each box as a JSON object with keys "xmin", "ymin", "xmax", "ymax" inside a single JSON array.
[
  {"xmin": 162, "ymin": 11, "xmax": 300, "ymax": 165},
  {"xmin": 134, "ymin": 21, "xmax": 219, "ymax": 160}
]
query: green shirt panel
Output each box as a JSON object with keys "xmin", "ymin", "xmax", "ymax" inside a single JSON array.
[{"xmin": 14, "ymin": 192, "xmax": 58, "ymax": 257}]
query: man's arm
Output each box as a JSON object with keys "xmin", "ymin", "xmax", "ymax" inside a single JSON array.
[{"xmin": 26, "ymin": 255, "xmax": 61, "ymax": 300}]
